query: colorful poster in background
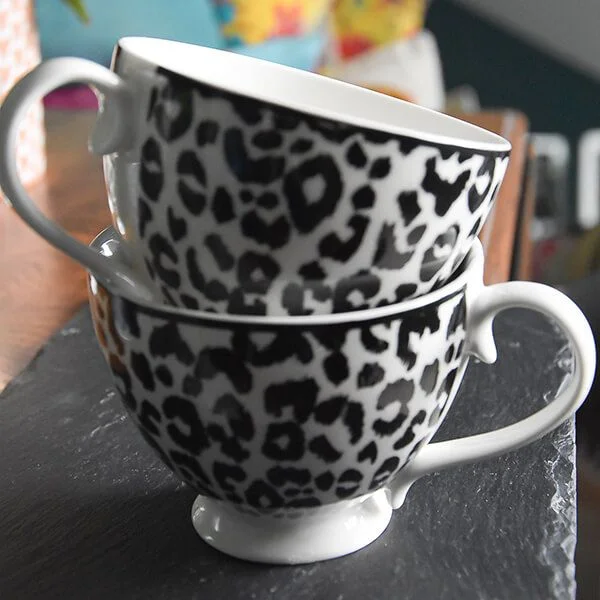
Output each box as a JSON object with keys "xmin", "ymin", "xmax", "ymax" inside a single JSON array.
[
  {"xmin": 214, "ymin": 0, "xmax": 331, "ymax": 46},
  {"xmin": 331, "ymin": 0, "xmax": 426, "ymax": 60}
]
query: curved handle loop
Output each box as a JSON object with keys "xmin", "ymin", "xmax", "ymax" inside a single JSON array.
[
  {"xmin": 389, "ymin": 281, "xmax": 596, "ymax": 508},
  {"xmin": 0, "ymin": 57, "xmax": 154, "ymax": 301}
]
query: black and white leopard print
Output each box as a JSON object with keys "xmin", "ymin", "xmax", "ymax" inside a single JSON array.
[
  {"xmin": 105, "ymin": 57, "xmax": 510, "ymax": 316},
  {"xmin": 89, "ymin": 274, "xmax": 469, "ymax": 512}
]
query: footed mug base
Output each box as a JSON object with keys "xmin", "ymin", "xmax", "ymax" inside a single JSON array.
[{"xmin": 191, "ymin": 488, "xmax": 393, "ymax": 564}]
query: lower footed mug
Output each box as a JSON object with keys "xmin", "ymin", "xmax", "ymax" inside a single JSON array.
[{"xmin": 87, "ymin": 228, "xmax": 596, "ymax": 564}]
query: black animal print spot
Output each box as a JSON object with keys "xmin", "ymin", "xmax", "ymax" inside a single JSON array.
[
  {"xmin": 267, "ymin": 466, "xmax": 311, "ymax": 487},
  {"xmin": 346, "ymin": 141, "xmax": 368, "ymax": 168},
  {"xmin": 456, "ymin": 340, "xmax": 465, "ymax": 357},
  {"xmin": 306, "ymin": 117, "xmax": 354, "ymax": 143},
  {"xmin": 420, "ymin": 227, "xmax": 459, "ymax": 282},
  {"xmin": 360, "ymin": 326, "xmax": 389, "ymax": 353},
  {"xmin": 319, "ymin": 215, "xmax": 369, "ymax": 263},
  {"xmin": 352, "ymin": 185, "xmax": 376, "ymax": 210},
  {"xmin": 224, "ymin": 128, "xmax": 285, "ymax": 184},
  {"xmin": 273, "ymin": 109, "xmax": 301, "ymax": 131},
  {"xmin": 145, "ymin": 85, "xmax": 158, "ymax": 121},
  {"xmin": 395, "ymin": 283, "xmax": 418, "ymax": 302},
  {"xmin": 155, "ymin": 364, "xmax": 173, "ymax": 387},
  {"xmin": 312, "ymin": 326, "xmax": 348, "ymax": 351},
  {"xmin": 186, "ymin": 248, "xmax": 229, "ymax": 301},
  {"xmin": 358, "ymin": 363, "xmax": 385, "ymax": 388},
  {"xmin": 290, "ymin": 138, "xmax": 314, "ymax": 154},
  {"xmin": 398, "ymin": 137, "xmax": 420, "ymax": 155},
  {"xmin": 160, "ymin": 286, "xmax": 178, "ymax": 306},
  {"xmin": 177, "ymin": 151, "xmax": 207, "ymax": 215},
  {"xmin": 119, "ymin": 300, "xmax": 141, "ymax": 339},
  {"xmin": 138, "ymin": 400, "xmax": 162, "ymax": 436},
  {"xmin": 152, "ymin": 74, "xmax": 194, "ymax": 142},
  {"xmin": 445, "ymin": 345, "xmax": 454, "ymax": 364},
  {"xmin": 469, "ymin": 215, "xmax": 483, "ymax": 238},
  {"xmin": 323, "ymin": 352, "xmax": 349, "ymax": 385},
  {"xmin": 373, "ymin": 223, "xmax": 413, "ymax": 270},
  {"xmin": 144, "ymin": 258, "xmax": 155, "ymax": 280},
  {"xmin": 131, "ymin": 352, "xmax": 155, "ymax": 391},
  {"xmin": 281, "ymin": 281, "xmax": 331, "ymax": 316},
  {"xmin": 407, "ymin": 225, "xmax": 426, "ymax": 245},
  {"xmin": 283, "ymin": 155, "xmax": 344, "ymax": 234},
  {"xmin": 422, "ymin": 157, "xmax": 471, "ymax": 217},
  {"xmin": 397, "ymin": 304, "xmax": 441, "ymax": 369},
  {"xmin": 207, "ymin": 395, "xmax": 254, "ymax": 462},
  {"xmin": 314, "ymin": 396, "xmax": 346, "ymax": 424},
  {"xmin": 195, "ymin": 347, "xmax": 253, "ymax": 394},
  {"xmin": 140, "ymin": 137, "xmax": 163, "ymax": 202},
  {"xmin": 363, "ymin": 129, "xmax": 390, "ymax": 144},
  {"xmin": 333, "ymin": 271, "xmax": 381, "ymax": 312},
  {"xmin": 241, "ymin": 211, "xmax": 291, "ymax": 249},
  {"xmin": 213, "ymin": 462, "xmax": 246, "ymax": 492},
  {"xmin": 287, "ymin": 497, "xmax": 321, "ymax": 508},
  {"xmin": 148, "ymin": 233, "xmax": 180, "ymax": 289},
  {"xmin": 343, "ymin": 402, "xmax": 364, "ymax": 444},
  {"xmin": 163, "ymin": 395, "xmax": 210, "ymax": 455},
  {"xmin": 245, "ymin": 480, "xmax": 283, "ymax": 509},
  {"xmin": 447, "ymin": 297, "xmax": 467, "ymax": 337},
  {"xmin": 394, "ymin": 410, "xmax": 427, "ymax": 450},
  {"xmin": 369, "ymin": 157, "xmax": 391, "ymax": 179},
  {"xmin": 252, "ymin": 130, "xmax": 283, "ymax": 150},
  {"xmin": 196, "ymin": 120, "xmax": 219, "ymax": 146},
  {"xmin": 369, "ymin": 456, "xmax": 400, "ymax": 490},
  {"xmin": 420, "ymin": 360, "xmax": 439, "ymax": 394},
  {"xmin": 149, "ymin": 321, "xmax": 194, "ymax": 365},
  {"xmin": 299, "ymin": 261, "xmax": 326, "ymax": 280},
  {"xmin": 257, "ymin": 192, "xmax": 279, "ymax": 209},
  {"xmin": 308, "ymin": 435, "xmax": 342, "ymax": 463},
  {"xmin": 264, "ymin": 379, "xmax": 319, "ymax": 423},
  {"xmin": 167, "ymin": 206, "xmax": 187, "ymax": 241},
  {"xmin": 238, "ymin": 251, "xmax": 280, "ymax": 294},
  {"xmin": 138, "ymin": 198, "xmax": 153, "ymax": 239},
  {"xmin": 240, "ymin": 190, "xmax": 254, "ymax": 204},
  {"xmin": 358, "ymin": 441, "xmax": 378, "ymax": 464},
  {"xmin": 227, "ymin": 289, "xmax": 267, "ymax": 316},
  {"xmin": 232, "ymin": 330, "xmax": 314, "ymax": 366},
  {"xmin": 439, "ymin": 368, "xmax": 458, "ymax": 398},
  {"xmin": 212, "ymin": 187, "xmax": 236, "ymax": 223},
  {"xmin": 262, "ymin": 422, "xmax": 305, "ymax": 461},
  {"xmin": 397, "ymin": 191, "xmax": 421, "ymax": 226},
  {"xmin": 205, "ymin": 234, "xmax": 235, "ymax": 272},
  {"xmin": 428, "ymin": 404, "xmax": 443, "ymax": 428},
  {"xmin": 468, "ymin": 156, "xmax": 496, "ymax": 213},
  {"xmin": 373, "ymin": 379, "xmax": 414, "ymax": 436},
  {"xmin": 315, "ymin": 471, "xmax": 334, "ymax": 491},
  {"xmin": 336, "ymin": 469, "xmax": 363, "ymax": 499}
]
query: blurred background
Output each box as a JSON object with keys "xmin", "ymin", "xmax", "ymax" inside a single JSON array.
[{"xmin": 2, "ymin": 0, "xmax": 599, "ymax": 597}]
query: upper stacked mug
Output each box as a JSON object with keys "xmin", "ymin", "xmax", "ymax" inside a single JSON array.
[{"xmin": 0, "ymin": 37, "xmax": 511, "ymax": 315}]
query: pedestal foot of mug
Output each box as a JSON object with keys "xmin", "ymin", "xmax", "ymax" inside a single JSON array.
[{"xmin": 191, "ymin": 489, "xmax": 393, "ymax": 564}]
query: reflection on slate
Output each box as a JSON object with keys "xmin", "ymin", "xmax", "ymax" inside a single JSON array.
[{"xmin": 0, "ymin": 308, "xmax": 576, "ymax": 600}]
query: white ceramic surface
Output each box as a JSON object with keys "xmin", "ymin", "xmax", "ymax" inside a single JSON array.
[
  {"xmin": 86, "ymin": 229, "xmax": 596, "ymax": 563},
  {"xmin": 0, "ymin": 37, "xmax": 510, "ymax": 314}
]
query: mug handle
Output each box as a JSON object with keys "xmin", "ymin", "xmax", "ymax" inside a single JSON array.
[
  {"xmin": 389, "ymin": 281, "xmax": 596, "ymax": 509},
  {"xmin": 0, "ymin": 57, "xmax": 155, "ymax": 301}
]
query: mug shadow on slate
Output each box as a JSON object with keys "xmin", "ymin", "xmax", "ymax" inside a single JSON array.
[{"xmin": 0, "ymin": 307, "xmax": 576, "ymax": 600}]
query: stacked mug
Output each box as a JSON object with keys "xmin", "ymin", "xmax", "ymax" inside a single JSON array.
[{"xmin": 0, "ymin": 37, "xmax": 595, "ymax": 564}]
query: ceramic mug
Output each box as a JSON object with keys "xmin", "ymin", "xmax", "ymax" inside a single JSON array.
[
  {"xmin": 87, "ymin": 227, "xmax": 595, "ymax": 564},
  {"xmin": 0, "ymin": 36, "xmax": 511, "ymax": 315}
]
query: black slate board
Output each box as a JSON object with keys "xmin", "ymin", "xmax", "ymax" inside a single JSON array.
[{"xmin": 0, "ymin": 307, "xmax": 576, "ymax": 600}]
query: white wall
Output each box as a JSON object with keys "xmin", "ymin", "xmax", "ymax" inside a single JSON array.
[{"xmin": 453, "ymin": 0, "xmax": 600, "ymax": 81}]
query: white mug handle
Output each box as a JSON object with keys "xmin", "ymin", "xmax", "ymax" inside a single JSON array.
[
  {"xmin": 389, "ymin": 281, "xmax": 596, "ymax": 508},
  {"xmin": 0, "ymin": 57, "xmax": 155, "ymax": 301}
]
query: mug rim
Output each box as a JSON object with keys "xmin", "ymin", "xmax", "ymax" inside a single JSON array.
[
  {"xmin": 115, "ymin": 36, "xmax": 511, "ymax": 154},
  {"xmin": 90, "ymin": 227, "xmax": 483, "ymax": 327}
]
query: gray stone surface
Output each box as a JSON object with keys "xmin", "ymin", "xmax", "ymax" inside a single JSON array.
[{"xmin": 0, "ymin": 307, "xmax": 576, "ymax": 600}]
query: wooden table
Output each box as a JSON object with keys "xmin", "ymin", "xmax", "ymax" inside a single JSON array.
[{"xmin": 0, "ymin": 108, "xmax": 532, "ymax": 392}]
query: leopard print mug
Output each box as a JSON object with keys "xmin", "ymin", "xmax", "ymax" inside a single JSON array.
[
  {"xmin": 87, "ymin": 227, "xmax": 595, "ymax": 564},
  {"xmin": 0, "ymin": 37, "xmax": 510, "ymax": 315}
]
